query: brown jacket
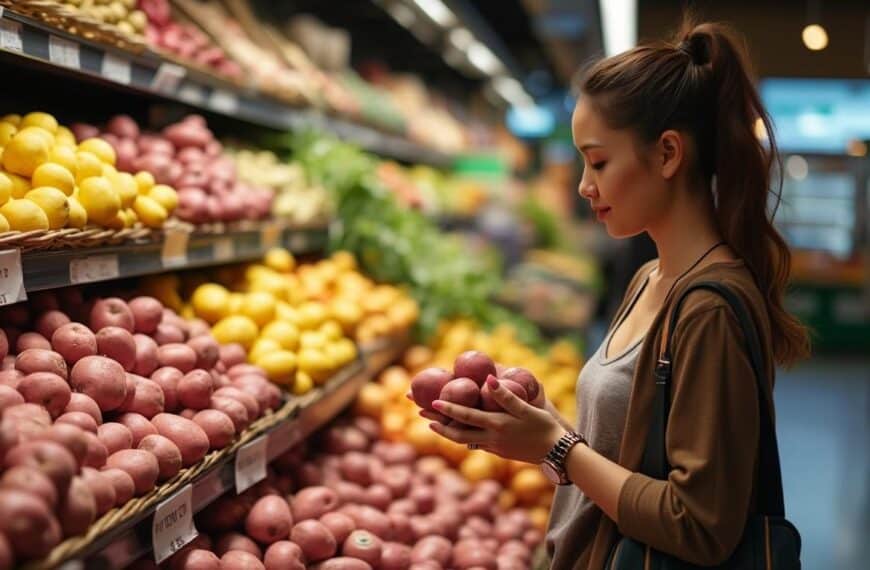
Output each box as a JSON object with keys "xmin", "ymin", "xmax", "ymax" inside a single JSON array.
[{"xmin": 577, "ymin": 259, "xmax": 775, "ymax": 568}]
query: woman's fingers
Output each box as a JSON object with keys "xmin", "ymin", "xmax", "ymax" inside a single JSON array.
[
  {"xmin": 488, "ymin": 376, "xmax": 529, "ymax": 417},
  {"xmin": 432, "ymin": 399, "xmax": 500, "ymax": 430},
  {"xmin": 429, "ymin": 421, "xmax": 490, "ymax": 445}
]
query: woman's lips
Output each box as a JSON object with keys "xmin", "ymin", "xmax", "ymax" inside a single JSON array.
[{"xmin": 595, "ymin": 207, "xmax": 611, "ymax": 221}]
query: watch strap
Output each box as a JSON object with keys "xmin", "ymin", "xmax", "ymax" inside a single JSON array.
[{"xmin": 545, "ymin": 431, "xmax": 585, "ymax": 484}]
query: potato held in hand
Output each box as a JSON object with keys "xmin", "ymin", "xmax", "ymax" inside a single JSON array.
[
  {"xmin": 410, "ymin": 367, "xmax": 451, "ymax": 411},
  {"xmin": 453, "ymin": 351, "xmax": 497, "ymax": 386},
  {"xmin": 480, "ymin": 376, "xmax": 529, "ymax": 412}
]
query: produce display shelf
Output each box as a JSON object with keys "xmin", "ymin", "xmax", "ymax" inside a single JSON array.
[
  {"xmin": 56, "ymin": 338, "xmax": 406, "ymax": 570},
  {"xmin": 0, "ymin": 8, "xmax": 454, "ymax": 168},
  {"xmin": 17, "ymin": 223, "xmax": 328, "ymax": 293}
]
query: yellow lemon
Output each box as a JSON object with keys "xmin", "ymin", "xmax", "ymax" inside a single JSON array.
[
  {"xmin": 331, "ymin": 298, "xmax": 363, "ymax": 332},
  {"xmin": 32, "ymin": 163, "xmax": 75, "ymax": 196},
  {"xmin": 67, "ymin": 195, "xmax": 87, "ymax": 228},
  {"xmin": 0, "ymin": 173, "xmax": 11, "ymax": 206},
  {"xmin": 319, "ymin": 320, "xmax": 344, "ymax": 341},
  {"xmin": 296, "ymin": 301, "xmax": 329, "ymax": 330},
  {"xmin": 55, "ymin": 126, "xmax": 76, "ymax": 147},
  {"xmin": 264, "ymin": 248, "xmax": 296, "ymax": 273},
  {"xmin": 147, "ymin": 184, "xmax": 178, "ymax": 211},
  {"xmin": 300, "ymin": 331, "xmax": 328, "ymax": 350},
  {"xmin": 101, "ymin": 163, "xmax": 117, "ymax": 178},
  {"xmin": 103, "ymin": 210, "xmax": 126, "ymax": 230},
  {"xmin": 0, "ymin": 213, "xmax": 8, "ymax": 232},
  {"xmin": 0, "ymin": 114, "xmax": 21, "ymax": 127},
  {"xmin": 134, "ymin": 171, "xmax": 155, "ymax": 194},
  {"xmin": 293, "ymin": 370, "xmax": 313, "ymax": 395},
  {"xmin": 25, "ymin": 187, "xmax": 69, "ymax": 229},
  {"xmin": 0, "ymin": 199, "xmax": 49, "ymax": 231},
  {"xmin": 109, "ymin": 171, "xmax": 138, "ymax": 208},
  {"xmin": 241, "ymin": 291, "xmax": 277, "ymax": 328},
  {"xmin": 211, "ymin": 315, "xmax": 259, "ymax": 350},
  {"xmin": 75, "ymin": 151, "xmax": 104, "ymax": 182},
  {"xmin": 17, "ymin": 126, "xmax": 54, "ymax": 147},
  {"xmin": 191, "ymin": 283, "xmax": 230, "ymax": 323},
  {"xmin": 2, "ymin": 128, "xmax": 50, "ymax": 177},
  {"xmin": 297, "ymin": 347, "xmax": 331, "ymax": 382},
  {"xmin": 256, "ymin": 350, "xmax": 297, "ymax": 383},
  {"xmin": 331, "ymin": 250, "xmax": 357, "ymax": 271},
  {"xmin": 21, "ymin": 112, "xmax": 58, "ymax": 134},
  {"xmin": 77, "ymin": 176, "xmax": 120, "ymax": 225},
  {"xmin": 4, "ymin": 172, "xmax": 31, "ymax": 199},
  {"xmin": 276, "ymin": 301, "xmax": 299, "ymax": 324},
  {"xmin": 78, "ymin": 138, "xmax": 116, "ymax": 166},
  {"xmin": 248, "ymin": 271, "xmax": 289, "ymax": 302},
  {"xmin": 261, "ymin": 320, "xmax": 300, "ymax": 351},
  {"xmin": 249, "ymin": 337, "xmax": 282, "ymax": 363},
  {"xmin": 0, "ymin": 123, "xmax": 16, "ymax": 146},
  {"xmin": 49, "ymin": 145, "xmax": 78, "ymax": 176},
  {"xmin": 227, "ymin": 293, "xmax": 245, "ymax": 316}
]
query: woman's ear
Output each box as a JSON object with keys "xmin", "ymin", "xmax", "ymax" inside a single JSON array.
[{"xmin": 658, "ymin": 130, "xmax": 684, "ymax": 179}]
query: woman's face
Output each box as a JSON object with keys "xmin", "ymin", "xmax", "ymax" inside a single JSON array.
[{"xmin": 572, "ymin": 98, "xmax": 670, "ymax": 238}]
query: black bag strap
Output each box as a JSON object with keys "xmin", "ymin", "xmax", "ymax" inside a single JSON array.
[{"xmin": 640, "ymin": 281, "xmax": 786, "ymax": 517}]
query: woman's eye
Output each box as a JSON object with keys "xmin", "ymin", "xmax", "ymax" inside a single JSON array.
[{"xmin": 591, "ymin": 161, "xmax": 606, "ymax": 171}]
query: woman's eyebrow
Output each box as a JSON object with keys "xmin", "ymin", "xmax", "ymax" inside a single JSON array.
[{"xmin": 579, "ymin": 143, "xmax": 604, "ymax": 151}]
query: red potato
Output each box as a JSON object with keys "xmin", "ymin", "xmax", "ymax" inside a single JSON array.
[
  {"xmin": 16, "ymin": 332, "xmax": 51, "ymax": 351},
  {"xmin": 348, "ymin": 506, "xmax": 392, "ymax": 540},
  {"xmin": 133, "ymin": 334, "xmax": 159, "ymax": 376},
  {"xmin": 209, "ymin": 396, "xmax": 249, "ymax": 433},
  {"xmin": 343, "ymin": 530, "xmax": 382, "ymax": 568},
  {"xmin": 453, "ymin": 351, "xmax": 497, "ymax": 386},
  {"xmin": 151, "ymin": 413, "xmax": 210, "ymax": 466},
  {"xmin": 363, "ymin": 484, "xmax": 392, "ymax": 511},
  {"xmin": 452, "ymin": 540, "xmax": 497, "ymax": 569},
  {"xmin": 128, "ymin": 297, "xmax": 163, "ymax": 334},
  {"xmin": 410, "ymin": 486, "xmax": 435, "ymax": 515},
  {"xmin": 186, "ymin": 335, "xmax": 219, "ymax": 369},
  {"xmin": 163, "ymin": 123, "xmax": 211, "ymax": 149},
  {"xmin": 34, "ymin": 423, "xmax": 87, "ymax": 467},
  {"xmin": 499, "ymin": 368, "xmax": 540, "ymax": 403},
  {"xmin": 352, "ymin": 416, "xmax": 380, "ymax": 441},
  {"xmin": 58, "ymin": 476, "xmax": 97, "ymax": 537},
  {"xmin": 310, "ymin": 559, "xmax": 373, "ymax": 570},
  {"xmin": 137, "ymin": 434, "xmax": 182, "ymax": 481},
  {"xmin": 340, "ymin": 452, "xmax": 373, "ymax": 486},
  {"xmin": 492, "ymin": 520, "xmax": 524, "ymax": 543},
  {"xmin": 263, "ymin": 540, "xmax": 304, "ymax": 570},
  {"xmin": 213, "ymin": 387, "xmax": 259, "ymax": 419},
  {"xmin": 17, "ymin": 372, "xmax": 69, "ymax": 417},
  {"xmin": 291, "ymin": 519, "xmax": 337, "ymax": 562},
  {"xmin": 101, "ymin": 467, "xmax": 135, "ymax": 506},
  {"xmin": 55, "ymin": 411, "xmax": 98, "ymax": 433},
  {"xmin": 35, "ymin": 310, "xmax": 71, "ymax": 340},
  {"xmin": 233, "ymin": 375, "xmax": 281, "ymax": 412},
  {"xmin": 95, "ymin": 327, "xmax": 137, "ymax": 371},
  {"xmin": 150, "ymin": 366, "xmax": 182, "ymax": 411},
  {"xmin": 410, "ymin": 516, "xmax": 445, "ymax": 541},
  {"xmin": 180, "ymin": 409, "xmax": 196, "ymax": 419},
  {"xmin": 192, "ymin": 409, "xmax": 235, "ymax": 449},
  {"xmin": 387, "ymin": 498, "xmax": 416, "ymax": 517},
  {"xmin": 381, "ymin": 542, "xmax": 413, "ymax": 570},
  {"xmin": 320, "ymin": 512, "xmax": 356, "ymax": 545},
  {"xmin": 2, "ymin": 402, "xmax": 51, "ymax": 429},
  {"xmin": 117, "ymin": 413, "xmax": 158, "ymax": 446},
  {"xmin": 169, "ymin": 548, "xmax": 221, "ymax": 570},
  {"xmin": 51, "ymin": 323, "xmax": 98, "ymax": 364},
  {"xmin": 70, "ymin": 355, "xmax": 128, "ymax": 411},
  {"xmin": 15, "ymin": 348, "xmax": 68, "ymax": 379},
  {"xmin": 186, "ymin": 319, "xmax": 212, "ymax": 339},
  {"xmin": 177, "ymin": 370, "xmax": 213, "ymax": 410},
  {"xmin": 388, "ymin": 513, "xmax": 415, "ymax": 544},
  {"xmin": 431, "ymin": 509, "xmax": 462, "ymax": 540},
  {"xmin": 157, "ymin": 343, "xmax": 197, "ymax": 373},
  {"xmin": 498, "ymin": 540, "xmax": 531, "ymax": 562},
  {"xmin": 64, "ymin": 392, "xmax": 102, "ymax": 424},
  {"xmin": 439, "ymin": 378, "xmax": 480, "ymax": 409},
  {"xmin": 291, "ymin": 486, "xmax": 340, "ymax": 521},
  {"xmin": 106, "ymin": 115, "xmax": 139, "ymax": 139},
  {"xmin": 98, "ymin": 423, "xmax": 133, "ymax": 455},
  {"xmin": 0, "ymin": 385, "xmax": 24, "ymax": 414},
  {"xmin": 219, "ymin": 343, "xmax": 246, "ymax": 367},
  {"xmin": 245, "ymin": 495, "xmax": 293, "ymax": 545},
  {"xmin": 0, "ymin": 489, "xmax": 60, "ymax": 558},
  {"xmin": 411, "ymin": 536, "xmax": 453, "ymax": 566},
  {"xmin": 522, "ymin": 528, "xmax": 543, "ymax": 549},
  {"xmin": 0, "ymin": 465, "xmax": 58, "ymax": 508},
  {"xmin": 90, "ymin": 298, "xmax": 135, "ymax": 333},
  {"xmin": 80, "ymin": 467, "xmax": 116, "ymax": 516},
  {"xmin": 333, "ymin": 480, "xmax": 366, "ymax": 505},
  {"xmin": 480, "ymin": 379, "xmax": 527, "ymax": 412},
  {"xmin": 220, "ymin": 551, "xmax": 265, "ymax": 570},
  {"xmin": 153, "ymin": 323, "xmax": 185, "ymax": 345},
  {"xmin": 104, "ymin": 449, "xmax": 159, "ymax": 495},
  {"xmin": 0, "ymin": 533, "xmax": 13, "ymax": 570},
  {"xmin": 226, "ymin": 363, "xmax": 266, "ymax": 380},
  {"xmin": 382, "ymin": 466, "xmax": 412, "ymax": 498},
  {"xmin": 4, "ymin": 439, "xmax": 76, "ymax": 491},
  {"xmin": 120, "ymin": 376, "xmax": 165, "ymax": 418},
  {"xmin": 82, "ymin": 431, "xmax": 108, "ymax": 468},
  {"xmin": 0, "ymin": 370, "xmax": 22, "ymax": 390},
  {"xmin": 214, "ymin": 532, "xmax": 262, "ymax": 558},
  {"xmin": 410, "ymin": 368, "xmax": 452, "ymax": 410},
  {"xmin": 323, "ymin": 426, "xmax": 368, "ymax": 454}
]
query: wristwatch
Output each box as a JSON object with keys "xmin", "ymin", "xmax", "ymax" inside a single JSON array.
[{"xmin": 540, "ymin": 431, "xmax": 586, "ymax": 485}]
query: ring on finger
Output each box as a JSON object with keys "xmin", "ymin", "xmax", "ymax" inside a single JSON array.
[{"xmin": 467, "ymin": 443, "xmax": 480, "ymax": 450}]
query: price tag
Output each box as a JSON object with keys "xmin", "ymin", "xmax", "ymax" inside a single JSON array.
[
  {"xmin": 161, "ymin": 228, "xmax": 189, "ymax": 268},
  {"xmin": 69, "ymin": 254, "xmax": 119, "ymax": 285},
  {"xmin": 0, "ymin": 249, "xmax": 26, "ymax": 306},
  {"xmin": 213, "ymin": 237, "xmax": 234, "ymax": 261},
  {"xmin": 260, "ymin": 221, "xmax": 283, "ymax": 249},
  {"xmin": 151, "ymin": 62, "xmax": 186, "ymax": 93},
  {"xmin": 101, "ymin": 52, "xmax": 131, "ymax": 85},
  {"xmin": 48, "ymin": 35, "xmax": 80, "ymax": 69},
  {"xmin": 209, "ymin": 89, "xmax": 239, "ymax": 114},
  {"xmin": 288, "ymin": 232, "xmax": 307, "ymax": 251},
  {"xmin": 178, "ymin": 83, "xmax": 206, "ymax": 106},
  {"xmin": 235, "ymin": 435, "xmax": 267, "ymax": 494},
  {"xmin": 152, "ymin": 485, "xmax": 197, "ymax": 564},
  {"xmin": 0, "ymin": 19, "xmax": 23, "ymax": 53}
]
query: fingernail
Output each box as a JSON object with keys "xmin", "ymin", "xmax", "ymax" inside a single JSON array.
[
  {"xmin": 428, "ymin": 423, "xmax": 440, "ymax": 432},
  {"xmin": 486, "ymin": 376, "xmax": 499, "ymax": 389},
  {"xmin": 431, "ymin": 400, "xmax": 445, "ymax": 411}
]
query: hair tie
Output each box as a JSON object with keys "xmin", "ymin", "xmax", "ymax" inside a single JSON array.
[{"xmin": 677, "ymin": 40, "xmax": 694, "ymax": 60}]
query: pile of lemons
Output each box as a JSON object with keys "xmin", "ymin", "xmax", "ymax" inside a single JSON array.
[{"xmin": 0, "ymin": 111, "xmax": 178, "ymax": 233}]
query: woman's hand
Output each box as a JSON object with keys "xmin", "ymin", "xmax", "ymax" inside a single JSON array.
[{"xmin": 428, "ymin": 376, "xmax": 567, "ymax": 464}]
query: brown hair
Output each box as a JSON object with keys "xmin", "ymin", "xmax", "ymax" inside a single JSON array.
[{"xmin": 580, "ymin": 19, "xmax": 810, "ymax": 366}]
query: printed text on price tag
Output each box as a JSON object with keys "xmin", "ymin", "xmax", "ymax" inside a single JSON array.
[
  {"xmin": 0, "ymin": 19, "xmax": 23, "ymax": 53},
  {"xmin": 151, "ymin": 62, "xmax": 186, "ymax": 93},
  {"xmin": 49, "ymin": 35, "xmax": 80, "ymax": 69},
  {"xmin": 235, "ymin": 435, "xmax": 268, "ymax": 493},
  {"xmin": 0, "ymin": 249, "xmax": 26, "ymax": 306},
  {"xmin": 69, "ymin": 254, "xmax": 119, "ymax": 285},
  {"xmin": 152, "ymin": 485, "xmax": 197, "ymax": 564},
  {"xmin": 101, "ymin": 52, "xmax": 131, "ymax": 84},
  {"xmin": 162, "ymin": 229, "xmax": 189, "ymax": 268}
]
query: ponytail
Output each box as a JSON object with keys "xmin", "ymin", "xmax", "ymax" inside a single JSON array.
[{"xmin": 581, "ymin": 17, "xmax": 810, "ymax": 366}]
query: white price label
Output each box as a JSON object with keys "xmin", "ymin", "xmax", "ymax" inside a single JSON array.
[
  {"xmin": 151, "ymin": 62, "xmax": 186, "ymax": 93},
  {"xmin": 288, "ymin": 232, "xmax": 307, "ymax": 251},
  {"xmin": 0, "ymin": 20, "xmax": 23, "ymax": 53},
  {"xmin": 235, "ymin": 435, "xmax": 268, "ymax": 494},
  {"xmin": 0, "ymin": 249, "xmax": 26, "ymax": 306},
  {"xmin": 260, "ymin": 222, "xmax": 283, "ymax": 249},
  {"xmin": 209, "ymin": 89, "xmax": 239, "ymax": 114},
  {"xmin": 101, "ymin": 52, "xmax": 131, "ymax": 84},
  {"xmin": 178, "ymin": 84, "xmax": 206, "ymax": 105},
  {"xmin": 213, "ymin": 237, "xmax": 234, "ymax": 261},
  {"xmin": 161, "ymin": 228, "xmax": 189, "ymax": 268},
  {"xmin": 152, "ymin": 485, "xmax": 197, "ymax": 564},
  {"xmin": 48, "ymin": 35, "xmax": 80, "ymax": 69},
  {"xmin": 69, "ymin": 254, "xmax": 120, "ymax": 284}
]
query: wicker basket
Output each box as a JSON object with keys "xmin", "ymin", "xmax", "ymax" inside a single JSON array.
[{"xmin": 0, "ymin": 219, "xmax": 194, "ymax": 253}]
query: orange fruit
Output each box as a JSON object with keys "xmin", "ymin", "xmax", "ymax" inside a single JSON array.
[
  {"xmin": 459, "ymin": 451, "xmax": 499, "ymax": 482},
  {"xmin": 498, "ymin": 489, "xmax": 517, "ymax": 511},
  {"xmin": 510, "ymin": 468, "xmax": 552, "ymax": 505},
  {"xmin": 354, "ymin": 383, "xmax": 387, "ymax": 418},
  {"xmin": 529, "ymin": 507, "xmax": 550, "ymax": 532},
  {"xmin": 437, "ymin": 436, "xmax": 469, "ymax": 465},
  {"xmin": 381, "ymin": 409, "xmax": 407, "ymax": 442},
  {"xmin": 406, "ymin": 420, "xmax": 440, "ymax": 455}
]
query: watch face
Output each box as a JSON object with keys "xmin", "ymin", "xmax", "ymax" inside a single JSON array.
[{"xmin": 540, "ymin": 461, "xmax": 561, "ymax": 485}]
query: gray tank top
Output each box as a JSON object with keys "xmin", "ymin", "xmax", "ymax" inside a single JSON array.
[{"xmin": 546, "ymin": 277, "xmax": 649, "ymax": 570}]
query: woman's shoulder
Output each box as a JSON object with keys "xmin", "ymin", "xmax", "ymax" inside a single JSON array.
[{"xmin": 669, "ymin": 260, "xmax": 767, "ymax": 325}]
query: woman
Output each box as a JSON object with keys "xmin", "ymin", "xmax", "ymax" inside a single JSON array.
[{"xmin": 426, "ymin": 19, "xmax": 810, "ymax": 569}]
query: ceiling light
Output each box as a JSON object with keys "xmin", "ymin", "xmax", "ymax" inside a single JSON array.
[
  {"xmin": 448, "ymin": 27, "xmax": 473, "ymax": 51},
  {"xmin": 467, "ymin": 41, "xmax": 503, "ymax": 76},
  {"xmin": 411, "ymin": 0, "xmax": 456, "ymax": 28},
  {"xmin": 785, "ymin": 155, "xmax": 809, "ymax": 180},
  {"xmin": 492, "ymin": 76, "xmax": 533, "ymax": 107},
  {"xmin": 387, "ymin": 3, "xmax": 416, "ymax": 28},
  {"xmin": 600, "ymin": 0, "xmax": 637, "ymax": 56},
  {"xmin": 802, "ymin": 24, "xmax": 828, "ymax": 51}
]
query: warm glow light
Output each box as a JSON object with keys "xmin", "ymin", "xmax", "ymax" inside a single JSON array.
[
  {"xmin": 802, "ymin": 24, "xmax": 829, "ymax": 51},
  {"xmin": 754, "ymin": 117, "xmax": 769, "ymax": 140},
  {"xmin": 846, "ymin": 139, "xmax": 868, "ymax": 157},
  {"xmin": 786, "ymin": 155, "xmax": 809, "ymax": 180}
]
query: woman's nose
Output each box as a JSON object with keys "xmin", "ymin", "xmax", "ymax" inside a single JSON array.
[{"xmin": 578, "ymin": 179, "xmax": 597, "ymax": 199}]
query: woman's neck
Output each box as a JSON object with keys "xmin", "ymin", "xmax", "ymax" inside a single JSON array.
[{"xmin": 647, "ymin": 191, "xmax": 723, "ymax": 279}]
